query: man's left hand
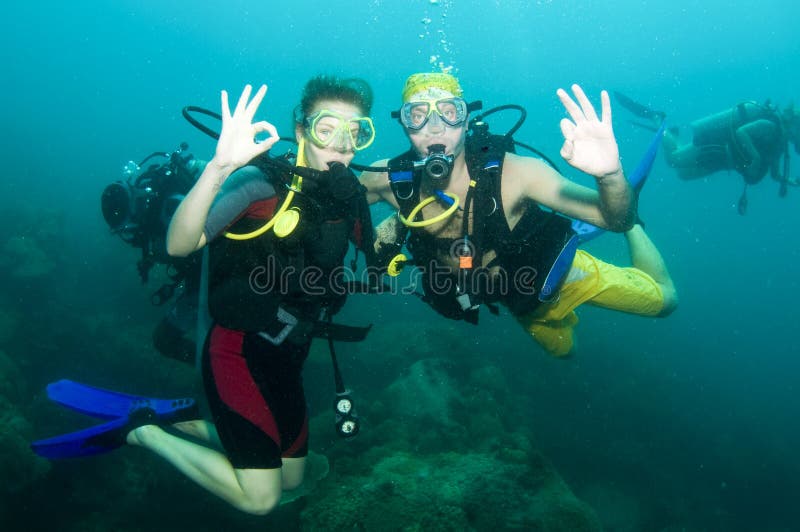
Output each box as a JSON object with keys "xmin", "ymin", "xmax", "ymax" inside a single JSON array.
[{"xmin": 557, "ymin": 84, "xmax": 621, "ymax": 179}]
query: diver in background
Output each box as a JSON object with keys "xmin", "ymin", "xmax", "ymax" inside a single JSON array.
[
  {"xmin": 660, "ymin": 100, "xmax": 800, "ymax": 213},
  {"xmin": 101, "ymin": 144, "xmax": 206, "ymax": 363}
]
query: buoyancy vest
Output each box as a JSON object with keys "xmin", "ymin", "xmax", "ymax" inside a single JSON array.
[
  {"xmin": 388, "ymin": 134, "xmax": 576, "ymax": 323},
  {"xmin": 692, "ymin": 101, "xmax": 781, "ymax": 147},
  {"xmin": 693, "ymin": 102, "xmax": 784, "ymax": 175},
  {"xmin": 208, "ymin": 165, "xmax": 367, "ymax": 333}
]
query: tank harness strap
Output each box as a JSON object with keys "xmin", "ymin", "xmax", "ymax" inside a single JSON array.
[
  {"xmin": 455, "ymin": 176, "xmax": 479, "ymax": 320},
  {"xmin": 455, "ymin": 152, "xmax": 504, "ymax": 322},
  {"xmin": 385, "ymin": 151, "xmax": 421, "ymax": 266},
  {"xmin": 387, "ymin": 150, "xmax": 420, "ymax": 209},
  {"xmin": 257, "ymin": 305, "xmax": 372, "ymax": 346}
]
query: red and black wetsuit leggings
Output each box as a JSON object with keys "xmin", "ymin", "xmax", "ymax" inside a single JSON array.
[{"xmin": 201, "ymin": 324, "xmax": 309, "ymax": 469}]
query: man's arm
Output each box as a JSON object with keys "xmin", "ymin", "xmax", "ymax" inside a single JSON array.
[
  {"xmin": 735, "ymin": 119, "xmax": 777, "ymax": 183},
  {"xmin": 512, "ymin": 85, "xmax": 634, "ymax": 231},
  {"xmin": 508, "ymin": 153, "xmax": 634, "ymax": 231}
]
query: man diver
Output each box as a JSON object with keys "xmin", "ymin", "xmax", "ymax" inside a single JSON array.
[{"xmin": 361, "ymin": 73, "xmax": 678, "ymax": 356}]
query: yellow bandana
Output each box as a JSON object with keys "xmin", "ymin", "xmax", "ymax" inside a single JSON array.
[{"xmin": 401, "ymin": 73, "xmax": 463, "ymax": 103}]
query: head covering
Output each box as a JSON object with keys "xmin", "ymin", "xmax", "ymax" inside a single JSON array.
[{"xmin": 401, "ymin": 73, "xmax": 463, "ymax": 103}]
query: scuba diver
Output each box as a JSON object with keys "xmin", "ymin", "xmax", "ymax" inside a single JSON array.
[
  {"xmin": 101, "ymin": 143, "xmax": 206, "ymax": 363},
  {"xmin": 33, "ymin": 76, "xmax": 377, "ymax": 515},
  {"xmin": 361, "ymin": 73, "xmax": 678, "ymax": 357},
  {"xmin": 616, "ymin": 92, "xmax": 800, "ymax": 214}
]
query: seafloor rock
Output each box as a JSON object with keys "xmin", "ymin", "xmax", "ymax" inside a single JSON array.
[
  {"xmin": 382, "ymin": 358, "xmax": 464, "ymax": 427},
  {"xmin": 0, "ymin": 235, "xmax": 55, "ymax": 278},
  {"xmin": 368, "ymin": 357, "xmax": 520, "ymax": 456},
  {"xmin": 578, "ymin": 482, "xmax": 645, "ymax": 532},
  {"xmin": 300, "ymin": 449, "xmax": 601, "ymax": 531},
  {"xmin": 0, "ymin": 395, "xmax": 50, "ymax": 495},
  {"xmin": 280, "ymin": 450, "xmax": 330, "ymax": 505},
  {"xmin": 0, "ymin": 308, "xmax": 18, "ymax": 345},
  {"xmin": 300, "ymin": 355, "xmax": 600, "ymax": 530},
  {"xmin": 0, "ymin": 350, "xmax": 26, "ymax": 401}
]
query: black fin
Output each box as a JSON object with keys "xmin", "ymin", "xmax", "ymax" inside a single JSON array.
[{"xmin": 614, "ymin": 91, "xmax": 666, "ymax": 124}]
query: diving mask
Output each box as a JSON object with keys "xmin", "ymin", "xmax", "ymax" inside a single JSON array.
[
  {"xmin": 399, "ymin": 97, "xmax": 468, "ymax": 130},
  {"xmin": 304, "ymin": 110, "xmax": 375, "ymax": 151}
]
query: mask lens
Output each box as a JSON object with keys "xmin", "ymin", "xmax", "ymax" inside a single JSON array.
[
  {"xmin": 350, "ymin": 118, "xmax": 375, "ymax": 150},
  {"xmin": 307, "ymin": 111, "xmax": 375, "ymax": 151},
  {"xmin": 435, "ymin": 98, "xmax": 467, "ymax": 126},
  {"xmin": 401, "ymin": 102, "xmax": 432, "ymax": 130},
  {"xmin": 311, "ymin": 114, "xmax": 341, "ymax": 146}
]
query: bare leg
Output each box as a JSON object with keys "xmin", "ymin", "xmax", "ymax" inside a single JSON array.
[
  {"xmin": 281, "ymin": 457, "xmax": 306, "ymax": 490},
  {"xmin": 663, "ymin": 128, "xmax": 727, "ymax": 180},
  {"xmin": 128, "ymin": 425, "xmax": 288, "ymax": 515},
  {"xmin": 625, "ymin": 224, "xmax": 678, "ymax": 316},
  {"xmin": 149, "ymin": 422, "xmax": 306, "ymax": 497},
  {"xmin": 172, "ymin": 419, "xmax": 223, "ymax": 449}
]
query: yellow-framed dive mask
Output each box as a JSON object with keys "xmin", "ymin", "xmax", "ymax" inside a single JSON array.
[{"xmin": 304, "ymin": 109, "xmax": 375, "ymax": 151}]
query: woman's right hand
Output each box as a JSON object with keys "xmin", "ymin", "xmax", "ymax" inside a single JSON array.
[
  {"xmin": 211, "ymin": 84, "xmax": 280, "ymax": 178},
  {"xmin": 166, "ymin": 85, "xmax": 280, "ymax": 257}
]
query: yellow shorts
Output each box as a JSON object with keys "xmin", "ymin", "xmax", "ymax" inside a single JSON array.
[{"xmin": 515, "ymin": 250, "xmax": 664, "ymax": 357}]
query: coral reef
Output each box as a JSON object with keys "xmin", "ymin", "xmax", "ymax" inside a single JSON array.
[
  {"xmin": 0, "ymin": 307, "xmax": 19, "ymax": 345},
  {"xmin": 0, "ymin": 235, "xmax": 55, "ymax": 278},
  {"xmin": 0, "ymin": 355, "xmax": 50, "ymax": 498},
  {"xmin": 299, "ymin": 354, "xmax": 601, "ymax": 531},
  {"xmin": 280, "ymin": 451, "xmax": 330, "ymax": 506},
  {"xmin": 0, "ymin": 350, "xmax": 27, "ymax": 401},
  {"xmin": 301, "ymin": 447, "xmax": 600, "ymax": 531}
]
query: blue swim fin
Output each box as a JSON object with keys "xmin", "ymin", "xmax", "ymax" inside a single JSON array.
[
  {"xmin": 31, "ymin": 380, "xmax": 198, "ymax": 459},
  {"xmin": 44, "ymin": 379, "xmax": 194, "ymax": 420},
  {"xmin": 32, "ymin": 416, "xmax": 132, "ymax": 459},
  {"xmin": 539, "ymin": 234, "xmax": 580, "ymax": 302},
  {"xmin": 571, "ymin": 122, "xmax": 666, "ymax": 243}
]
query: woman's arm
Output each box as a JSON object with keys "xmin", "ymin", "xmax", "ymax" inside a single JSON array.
[{"xmin": 167, "ymin": 84, "xmax": 279, "ymax": 256}]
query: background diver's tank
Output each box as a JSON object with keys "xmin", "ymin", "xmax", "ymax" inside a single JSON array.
[{"xmin": 691, "ymin": 101, "xmax": 770, "ymax": 145}]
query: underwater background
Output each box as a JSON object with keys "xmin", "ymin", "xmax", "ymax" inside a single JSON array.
[{"xmin": 2, "ymin": 1, "xmax": 799, "ymax": 530}]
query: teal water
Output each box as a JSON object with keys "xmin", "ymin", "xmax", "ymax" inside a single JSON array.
[{"xmin": 2, "ymin": 1, "xmax": 799, "ymax": 530}]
